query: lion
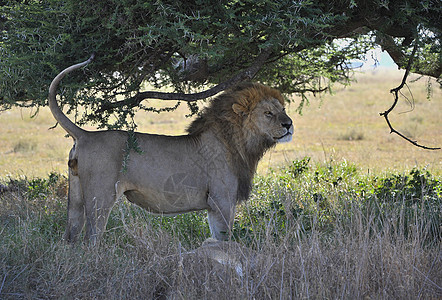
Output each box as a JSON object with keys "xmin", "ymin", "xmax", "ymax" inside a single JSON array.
[{"xmin": 48, "ymin": 57, "xmax": 293, "ymax": 244}]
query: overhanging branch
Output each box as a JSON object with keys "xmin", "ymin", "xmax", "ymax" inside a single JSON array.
[
  {"xmin": 97, "ymin": 49, "xmax": 273, "ymax": 113},
  {"xmin": 379, "ymin": 41, "xmax": 440, "ymax": 150},
  {"xmin": 375, "ymin": 33, "xmax": 442, "ymax": 78}
]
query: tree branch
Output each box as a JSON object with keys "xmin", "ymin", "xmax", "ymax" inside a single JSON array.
[
  {"xmin": 375, "ymin": 33, "xmax": 442, "ymax": 78},
  {"xmin": 97, "ymin": 49, "xmax": 273, "ymax": 113},
  {"xmin": 379, "ymin": 41, "xmax": 440, "ymax": 150}
]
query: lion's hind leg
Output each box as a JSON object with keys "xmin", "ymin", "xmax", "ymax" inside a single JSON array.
[
  {"xmin": 82, "ymin": 176, "xmax": 118, "ymax": 246},
  {"xmin": 63, "ymin": 170, "xmax": 85, "ymax": 243}
]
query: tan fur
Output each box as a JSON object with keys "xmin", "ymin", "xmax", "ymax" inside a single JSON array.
[{"xmin": 49, "ymin": 59, "xmax": 293, "ymax": 244}]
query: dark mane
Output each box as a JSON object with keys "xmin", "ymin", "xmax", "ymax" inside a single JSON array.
[{"xmin": 187, "ymin": 82, "xmax": 285, "ymax": 201}]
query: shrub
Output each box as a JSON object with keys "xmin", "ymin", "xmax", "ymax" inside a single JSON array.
[{"xmin": 286, "ymin": 156, "xmax": 310, "ymax": 178}]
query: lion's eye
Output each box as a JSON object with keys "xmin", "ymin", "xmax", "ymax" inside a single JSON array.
[{"xmin": 264, "ymin": 111, "xmax": 273, "ymax": 117}]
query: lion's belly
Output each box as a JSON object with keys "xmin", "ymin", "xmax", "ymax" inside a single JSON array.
[{"xmin": 123, "ymin": 183, "xmax": 209, "ymax": 214}]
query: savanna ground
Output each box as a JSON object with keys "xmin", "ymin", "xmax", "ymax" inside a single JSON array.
[{"xmin": 0, "ymin": 69, "xmax": 441, "ymax": 299}]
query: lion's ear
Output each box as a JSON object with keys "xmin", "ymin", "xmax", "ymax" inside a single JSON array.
[{"xmin": 232, "ymin": 103, "xmax": 248, "ymax": 116}]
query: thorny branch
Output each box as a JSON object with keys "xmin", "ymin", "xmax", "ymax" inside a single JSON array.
[
  {"xmin": 97, "ymin": 49, "xmax": 273, "ymax": 113},
  {"xmin": 379, "ymin": 41, "xmax": 440, "ymax": 150}
]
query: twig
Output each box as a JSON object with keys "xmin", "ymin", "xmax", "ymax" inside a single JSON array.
[
  {"xmin": 413, "ymin": 265, "xmax": 442, "ymax": 293},
  {"xmin": 379, "ymin": 41, "xmax": 440, "ymax": 150}
]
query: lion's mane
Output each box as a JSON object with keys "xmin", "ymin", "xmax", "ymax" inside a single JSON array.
[{"xmin": 187, "ymin": 82, "xmax": 285, "ymax": 201}]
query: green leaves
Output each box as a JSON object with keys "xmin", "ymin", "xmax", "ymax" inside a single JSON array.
[{"xmin": 0, "ymin": 0, "xmax": 440, "ymax": 129}]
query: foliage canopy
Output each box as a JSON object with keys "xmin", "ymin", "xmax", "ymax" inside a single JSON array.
[{"xmin": 0, "ymin": 0, "xmax": 440, "ymax": 128}]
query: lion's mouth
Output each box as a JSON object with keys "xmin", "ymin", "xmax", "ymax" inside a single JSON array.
[
  {"xmin": 275, "ymin": 126, "xmax": 294, "ymax": 143},
  {"xmin": 276, "ymin": 132, "xmax": 290, "ymax": 139}
]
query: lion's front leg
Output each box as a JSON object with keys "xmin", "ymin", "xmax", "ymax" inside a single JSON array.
[{"xmin": 207, "ymin": 196, "xmax": 236, "ymax": 241}]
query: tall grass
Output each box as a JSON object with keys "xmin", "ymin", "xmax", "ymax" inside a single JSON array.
[{"xmin": 0, "ymin": 161, "xmax": 441, "ymax": 299}]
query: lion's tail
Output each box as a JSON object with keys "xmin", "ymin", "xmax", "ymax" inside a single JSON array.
[{"xmin": 48, "ymin": 54, "xmax": 95, "ymax": 139}]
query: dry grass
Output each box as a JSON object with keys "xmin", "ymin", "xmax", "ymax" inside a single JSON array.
[
  {"xmin": 0, "ymin": 69, "xmax": 440, "ymax": 178},
  {"xmin": 0, "ymin": 182, "xmax": 440, "ymax": 299},
  {"xmin": 0, "ymin": 162, "xmax": 441, "ymax": 299}
]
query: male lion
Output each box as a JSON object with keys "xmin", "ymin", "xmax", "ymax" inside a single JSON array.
[{"xmin": 49, "ymin": 57, "xmax": 293, "ymax": 244}]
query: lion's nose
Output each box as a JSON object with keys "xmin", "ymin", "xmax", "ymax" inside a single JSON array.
[{"xmin": 281, "ymin": 119, "xmax": 293, "ymax": 131}]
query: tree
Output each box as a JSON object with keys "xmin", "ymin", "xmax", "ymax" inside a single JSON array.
[{"xmin": 0, "ymin": 0, "xmax": 440, "ymax": 134}]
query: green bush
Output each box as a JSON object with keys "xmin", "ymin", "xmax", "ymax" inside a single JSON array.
[
  {"xmin": 26, "ymin": 172, "xmax": 62, "ymax": 199},
  {"xmin": 232, "ymin": 159, "xmax": 441, "ymax": 246},
  {"xmin": 372, "ymin": 168, "xmax": 440, "ymax": 201}
]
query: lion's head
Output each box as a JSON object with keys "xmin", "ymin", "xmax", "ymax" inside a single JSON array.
[
  {"xmin": 187, "ymin": 82, "xmax": 293, "ymax": 201},
  {"xmin": 187, "ymin": 82, "xmax": 293, "ymax": 149},
  {"xmin": 232, "ymin": 85, "xmax": 293, "ymax": 145}
]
